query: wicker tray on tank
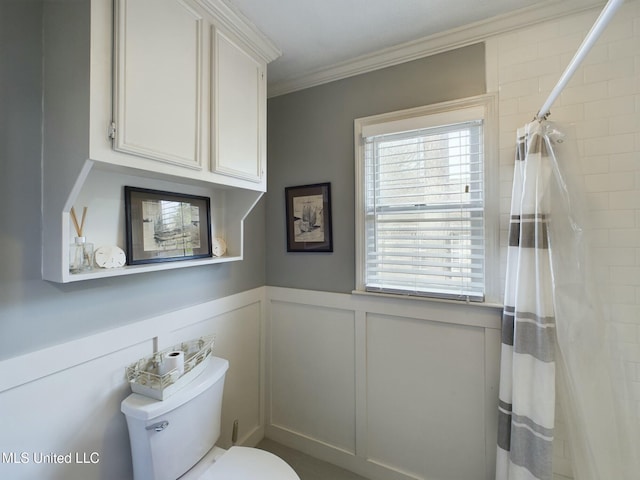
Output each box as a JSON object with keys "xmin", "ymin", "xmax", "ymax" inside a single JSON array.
[{"xmin": 125, "ymin": 335, "xmax": 215, "ymax": 400}]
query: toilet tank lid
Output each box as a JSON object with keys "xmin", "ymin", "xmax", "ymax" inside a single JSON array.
[{"xmin": 121, "ymin": 356, "xmax": 229, "ymax": 420}]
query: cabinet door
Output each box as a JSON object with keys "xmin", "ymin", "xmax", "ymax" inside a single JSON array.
[
  {"xmin": 113, "ymin": 0, "xmax": 206, "ymax": 169},
  {"xmin": 213, "ymin": 30, "xmax": 265, "ymax": 184}
]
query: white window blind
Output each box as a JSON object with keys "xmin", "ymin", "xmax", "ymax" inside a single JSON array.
[{"xmin": 362, "ymin": 119, "xmax": 485, "ymax": 301}]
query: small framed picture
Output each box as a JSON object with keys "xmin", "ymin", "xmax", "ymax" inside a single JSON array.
[
  {"xmin": 124, "ymin": 186, "xmax": 212, "ymax": 265},
  {"xmin": 285, "ymin": 182, "xmax": 333, "ymax": 253}
]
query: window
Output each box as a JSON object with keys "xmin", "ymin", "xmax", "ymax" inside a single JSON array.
[{"xmin": 354, "ymin": 95, "xmax": 498, "ymax": 302}]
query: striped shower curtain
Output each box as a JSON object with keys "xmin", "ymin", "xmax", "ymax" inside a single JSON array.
[{"xmin": 496, "ymin": 121, "xmax": 556, "ymax": 480}]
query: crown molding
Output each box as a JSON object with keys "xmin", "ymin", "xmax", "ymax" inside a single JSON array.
[
  {"xmin": 199, "ymin": 0, "xmax": 282, "ymax": 62},
  {"xmin": 267, "ymin": 0, "xmax": 605, "ymax": 98}
]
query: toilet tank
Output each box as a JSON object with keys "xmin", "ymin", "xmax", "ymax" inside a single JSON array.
[{"xmin": 121, "ymin": 355, "xmax": 230, "ymax": 480}]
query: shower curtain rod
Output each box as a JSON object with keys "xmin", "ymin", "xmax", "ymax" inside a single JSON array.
[{"xmin": 536, "ymin": 0, "xmax": 625, "ymax": 120}]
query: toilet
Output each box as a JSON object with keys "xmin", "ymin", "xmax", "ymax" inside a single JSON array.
[{"xmin": 121, "ymin": 356, "xmax": 300, "ymax": 480}]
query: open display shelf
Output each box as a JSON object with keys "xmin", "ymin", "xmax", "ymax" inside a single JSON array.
[{"xmin": 44, "ymin": 160, "xmax": 262, "ymax": 283}]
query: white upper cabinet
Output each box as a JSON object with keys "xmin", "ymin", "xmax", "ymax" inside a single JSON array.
[
  {"xmin": 213, "ymin": 30, "xmax": 266, "ymax": 183},
  {"xmin": 113, "ymin": 0, "xmax": 206, "ymax": 170},
  {"xmin": 107, "ymin": 0, "xmax": 275, "ymax": 191}
]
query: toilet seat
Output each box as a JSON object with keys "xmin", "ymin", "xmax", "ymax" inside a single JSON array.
[{"xmin": 181, "ymin": 446, "xmax": 300, "ymax": 480}]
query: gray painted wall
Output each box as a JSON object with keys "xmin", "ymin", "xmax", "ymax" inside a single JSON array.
[
  {"xmin": 265, "ymin": 44, "xmax": 486, "ymax": 293},
  {"xmin": 0, "ymin": 1, "xmax": 266, "ymax": 360}
]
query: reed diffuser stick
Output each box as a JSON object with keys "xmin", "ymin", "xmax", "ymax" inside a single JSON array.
[
  {"xmin": 80, "ymin": 206, "xmax": 87, "ymax": 236},
  {"xmin": 70, "ymin": 206, "xmax": 88, "ymax": 237}
]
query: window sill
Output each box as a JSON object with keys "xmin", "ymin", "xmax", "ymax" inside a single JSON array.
[{"xmin": 351, "ymin": 289, "xmax": 503, "ymax": 310}]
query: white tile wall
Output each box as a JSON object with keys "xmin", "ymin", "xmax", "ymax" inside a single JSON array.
[{"xmin": 490, "ymin": 1, "xmax": 640, "ymax": 477}]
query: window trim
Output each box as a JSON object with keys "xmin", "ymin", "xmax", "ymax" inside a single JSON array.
[{"xmin": 354, "ymin": 94, "xmax": 499, "ymax": 303}]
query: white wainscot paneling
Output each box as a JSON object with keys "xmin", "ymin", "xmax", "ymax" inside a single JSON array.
[
  {"xmin": 366, "ymin": 313, "xmax": 486, "ymax": 480},
  {"xmin": 0, "ymin": 288, "xmax": 266, "ymax": 480},
  {"xmin": 0, "ymin": 341, "xmax": 151, "ymax": 480},
  {"xmin": 268, "ymin": 300, "xmax": 356, "ymax": 454},
  {"xmin": 265, "ymin": 287, "xmax": 502, "ymax": 480}
]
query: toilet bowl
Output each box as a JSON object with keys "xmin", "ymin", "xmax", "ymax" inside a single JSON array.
[
  {"xmin": 121, "ymin": 356, "xmax": 299, "ymax": 480},
  {"xmin": 180, "ymin": 445, "xmax": 299, "ymax": 480}
]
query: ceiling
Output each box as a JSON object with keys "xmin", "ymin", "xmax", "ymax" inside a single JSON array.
[{"xmin": 223, "ymin": 0, "xmax": 604, "ymax": 96}]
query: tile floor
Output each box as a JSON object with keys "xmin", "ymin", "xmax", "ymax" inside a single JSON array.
[{"xmin": 256, "ymin": 439, "xmax": 369, "ymax": 480}]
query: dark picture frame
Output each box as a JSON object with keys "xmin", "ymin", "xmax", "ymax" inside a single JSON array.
[
  {"xmin": 124, "ymin": 186, "xmax": 212, "ymax": 265},
  {"xmin": 285, "ymin": 182, "xmax": 333, "ymax": 252}
]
